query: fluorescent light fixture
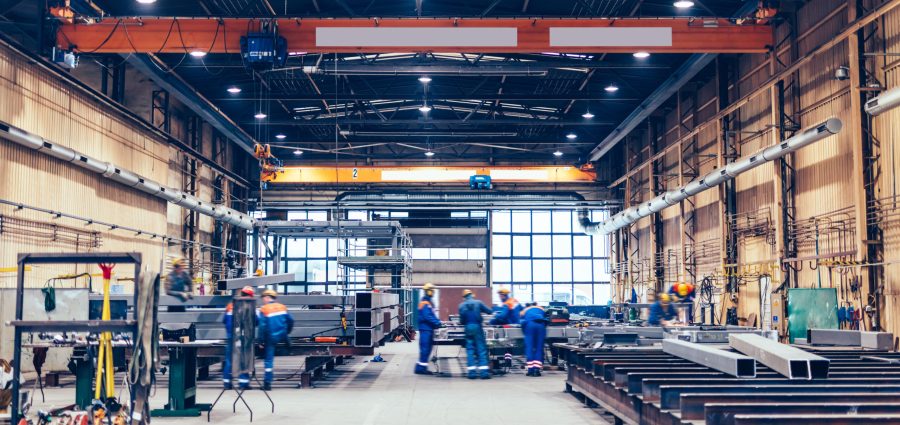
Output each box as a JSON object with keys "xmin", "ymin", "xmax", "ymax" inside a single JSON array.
[
  {"xmin": 189, "ymin": 50, "xmax": 207, "ymax": 58},
  {"xmin": 293, "ymin": 149, "xmax": 303, "ymax": 155},
  {"xmin": 254, "ymin": 112, "xmax": 267, "ymax": 119},
  {"xmin": 136, "ymin": 0, "xmax": 156, "ymax": 3},
  {"xmin": 553, "ymin": 150, "xmax": 564, "ymax": 157},
  {"xmin": 604, "ymin": 84, "xmax": 619, "ymax": 92},
  {"xmin": 633, "ymin": 51, "xmax": 651, "ymax": 58},
  {"xmin": 582, "ymin": 111, "xmax": 595, "ymax": 119},
  {"xmin": 424, "ymin": 151, "xmax": 435, "ymax": 157},
  {"xmin": 566, "ymin": 133, "xmax": 577, "ymax": 140},
  {"xmin": 275, "ymin": 134, "xmax": 287, "ymax": 139},
  {"xmin": 227, "ymin": 86, "xmax": 242, "ymax": 94},
  {"xmin": 418, "ymin": 76, "xmax": 432, "ymax": 83},
  {"xmin": 673, "ymin": 1, "xmax": 694, "ymax": 8},
  {"xmin": 419, "ymin": 104, "xmax": 433, "ymax": 113}
]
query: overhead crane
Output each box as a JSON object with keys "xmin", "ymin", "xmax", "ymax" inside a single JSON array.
[
  {"xmin": 51, "ymin": 16, "xmax": 773, "ymax": 55},
  {"xmin": 261, "ymin": 165, "xmax": 597, "ymax": 184}
]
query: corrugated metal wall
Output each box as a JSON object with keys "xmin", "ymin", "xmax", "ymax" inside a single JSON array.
[
  {"xmin": 0, "ymin": 41, "xmax": 229, "ymax": 289},
  {"xmin": 617, "ymin": 0, "xmax": 900, "ymax": 334}
]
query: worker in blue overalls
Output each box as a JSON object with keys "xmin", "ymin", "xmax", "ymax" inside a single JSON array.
[
  {"xmin": 415, "ymin": 283, "xmax": 443, "ymax": 375},
  {"xmin": 258, "ymin": 289, "xmax": 294, "ymax": 390},
  {"xmin": 647, "ymin": 293, "xmax": 676, "ymax": 326},
  {"xmin": 223, "ymin": 286, "xmax": 256, "ymax": 389},
  {"xmin": 520, "ymin": 302, "xmax": 548, "ymax": 377},
  {"xmin": 458, "ymin": 289, "xmax": 493, "ymax": 379},
  {"xmin": 490, "ymin": 288, "xmax": 522, "ymax": 325}
]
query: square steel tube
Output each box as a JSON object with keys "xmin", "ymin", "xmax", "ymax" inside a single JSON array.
[
  {"xmin": 159, "ymin": 294, "xmax": 349, "ymax": 307},
  {"xmin": 354, "ymin": 292, "xmax": 400, "ymax": 310},
  {"xmin": 729, "ymin": 333, "xmax": 830, "ymax": 379},
  {"xmin": 217, "ymin": 272, "xmax": 302, "ymax": 291},
  {"xmin": 159, "ymin": 310, "xmax": 343, "ymax": 323},
  {"xmin": 663, "ymin": 339, "xmax": 756, "ymax": 377},
  {"xmin": 807, "ymin": 329, "xmax": 862, "ymax": 346},
  {"xmin": 862, "ymin": 332, "xmax": 895, "ymax": 350}
]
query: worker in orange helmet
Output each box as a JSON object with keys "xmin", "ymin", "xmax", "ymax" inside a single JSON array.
[
  {"xmin": 668, "ymin": 282, "xmax": 696, "ymax": 303},
  {"xmin": 223, "ymin": 286, "xmax": 255, "ymax": 389},
  {"xmin": 668, "ymin": 282, "xmax": 696, "ymax": 324}
]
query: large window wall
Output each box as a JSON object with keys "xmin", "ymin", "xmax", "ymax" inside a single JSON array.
[{"xmin": 491, "ymin": 210, "xmax": 611, "ymax": 305}]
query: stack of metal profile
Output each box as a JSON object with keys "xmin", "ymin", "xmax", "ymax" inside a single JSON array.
[
  {"xmin": 558, "ymin": 339, "xmax": 900, "ymax": 424},
  {"xmin": 353, "ymin": 291, "xmax": 401, "ymax": 347}
]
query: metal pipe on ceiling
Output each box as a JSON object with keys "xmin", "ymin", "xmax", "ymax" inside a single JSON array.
[
  {"xmin": 339, "ymin": 131, "xmax": 518, "ymax": 137},
  {"xmin": 578, "ymin": 118, "xmax": 843, "ymax": 235},
  {"xmin": 0, "ymin": 121, "xmax": 255, "ymax": 230}
]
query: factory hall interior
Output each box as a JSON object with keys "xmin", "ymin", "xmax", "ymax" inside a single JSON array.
[{"xmin": 12, "ymin": 1, "xmax": 900, "ymax": 424}]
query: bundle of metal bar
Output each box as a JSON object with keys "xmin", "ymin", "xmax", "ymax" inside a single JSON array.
[
  {"xmin": 558, "ymin": 343, "xmax": 900, "ymax": 425},
  {"xmin": 729, "ymin": 334, "xmax": 830, "ymax": 379}
]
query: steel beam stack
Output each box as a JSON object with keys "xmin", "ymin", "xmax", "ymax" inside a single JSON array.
[
  {"xmin": 152, "ymin": 294, "xmax": 354, "ymax": 340},
  {"xmin": 353, "ymin": 292, "xmax": 401, "ymax": 347},
  {"xmin": 559, "ymin": 342, "xmax": 900, "ymax": 425}
]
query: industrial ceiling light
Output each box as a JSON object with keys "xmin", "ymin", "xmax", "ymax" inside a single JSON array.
[
  {"xmin": 293, "ymin": 149, "xmax": 303, "ymax": 155},
  {"xmin": 254, "ymin": 112, "xmax": 267, "ymax": 119},
  {"xmin": 582, "ymin": 111, "xmax": 595, "ymax": 119},
  {"xmin": 566, "ymin": 132, "xmax": 578, "ymax": 140},
  {"xmin": 189, "ymin": 50, "xmax": 208, "ymax": 58},
  {"xmin": 425, "ymin": 150, "xmax": 435, "ymax": 157},
  {"xmin": 419, "ymin": 104, "xmax": 433, "ymax": 113},
  {"xmin": 604, "ymin": 83, "xmax": 619, "ymax": 92},
  {"xmin": 673, "ymin": 1, "xmax": 694, "ymax": 8},
  {"xmin": 275, "ymin": 134, "xmax": 287, "ymax": 139},
  {"xmin": 418, "ymin": 76, "xmax": 432, "ymax": 83},
  {"xmin": 136, "ymin": 0, "xmax": 156, "ymax": 3},
  {"xmin": 227, "ymin": 86, "xmax": 242, "ymax": 94},
  {"xmin": 633, "ymin": 51, "xmax": 651, "ymax": 58},
  {"xmin": 553, "ymin": 150, "xmax": 564, "ymax": 157}
]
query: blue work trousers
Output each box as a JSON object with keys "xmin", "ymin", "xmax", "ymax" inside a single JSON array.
[
  {"xmin": 464, "ymin": 324, "xmax": 490, "ymax": 376},
  {"xmin": 522, "ymin": 321, "xmax": 546, "ymax": 371},
  {"xmin": 264, "ymin": 342, "xmax": 276, "ymax": 384},
  {"xmin": 416, "ymin": 329, "xmax": 434, "ymax": 372}
]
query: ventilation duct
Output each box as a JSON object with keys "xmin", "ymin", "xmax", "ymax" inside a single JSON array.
[
  {"xmin": 865, "ymin": 86, "xmax": 900, "ymax": 116},
  {"xmin": 335, "ymin": 191, "xmax": 590, "ymax": 208},
  {"xmin": 0, "ymin": 121, "xmax": 255, "ymax": 230},
  {"xmin": 579, "ymin": 118, "xmax": 843, "ymax": 235}
]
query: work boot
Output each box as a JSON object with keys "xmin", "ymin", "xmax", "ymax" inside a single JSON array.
[
  {"xmin": 414, "ymin": 364, "xmax": 433, "ymax": 375},
  {"xmin": 262, "ymin": 382, "xmax": 272, "ymax": 391},
  {"xmin": 526, "ymin": 368, "xmax": 534, "ymax": 377},
  {"xmin": 467, "ymin": 371, "xmax": 477, "ymax": 379},
  {"xmin": 223, "ymin": 382, "xmax": 233, "ymax": 390},
  {"xmin": 535, "ymin": 369, "xmax": 542, "ymax": 377}
]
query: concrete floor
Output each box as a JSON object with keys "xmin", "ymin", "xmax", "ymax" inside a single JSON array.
[{"xmin": 30, "ymin": 342, "xmax": 607, "ymax": 424}]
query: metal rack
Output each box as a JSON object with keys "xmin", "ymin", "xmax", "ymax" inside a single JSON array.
[
  {"xmin": 252, "ymin": 220, "xmax": 414, "ymax": 324},
  {"xmin": 7, "ymin": 253, "xmax": 148, "ymax": 425}
]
